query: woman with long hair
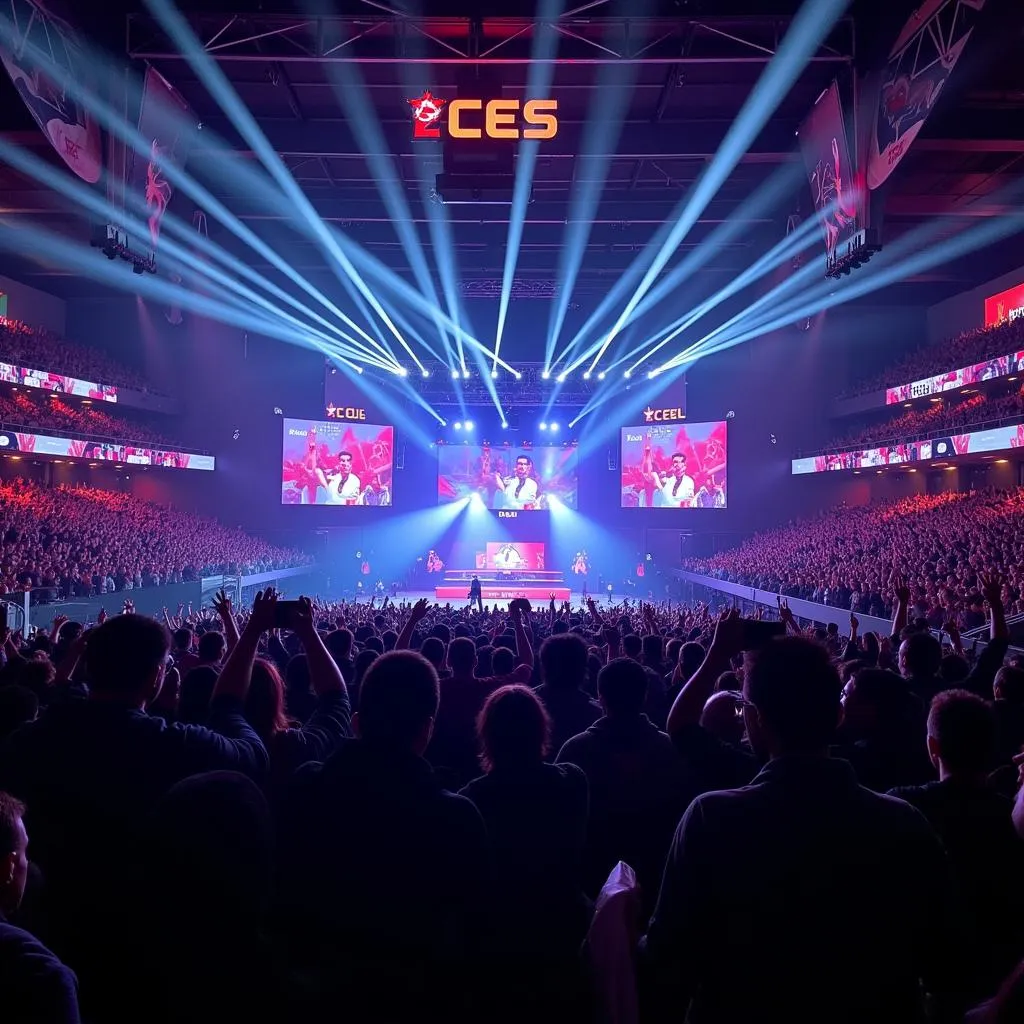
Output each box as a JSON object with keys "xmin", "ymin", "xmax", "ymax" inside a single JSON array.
[{"xmin": 460, "ymin": 685, "xmax": 590, "ymax": 1023}]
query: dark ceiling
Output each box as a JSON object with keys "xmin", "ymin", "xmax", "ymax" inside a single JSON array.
[{"xmin": 1, "ymin": 0, "xmax": 1023, "ymax": 320}]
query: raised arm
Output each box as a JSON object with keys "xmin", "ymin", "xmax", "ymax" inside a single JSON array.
[
  {"xmin": 666, "ymin": 608, "xmax": 743, "ymax": 736},
  {"xmin": 212, "ymin": 589, "xmax": 276, "ymax": 703},
  {"xmin": 212, "ymin": 588, "xmax": 241, "ymax": 653},
  {"xmin": 292, "ymin": 597, "xmax": 345, "ymax": 697},
  {"xmin": 890, "ymin": 574, "xmax": 910, "ymax": 640},
  {"xmin": 396, "ymin": 597, "xmax": 430, "ymax": 650},
  {"xmin": 511, "ymin": 604, "xmax": 534, "ymax": 671}
]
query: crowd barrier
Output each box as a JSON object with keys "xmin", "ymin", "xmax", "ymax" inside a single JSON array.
[{"xmin": 15, "ymin": 565, "xmax": 317, "ymax": 632}]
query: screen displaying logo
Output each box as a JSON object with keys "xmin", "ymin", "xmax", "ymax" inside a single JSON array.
[
  {"xmin": 984, "ymin": 281, "xmax": 1024, "ymax": 328},
  {"xmin": 408, "ymin": 91, "xmax": 558, "ymax": 140}
]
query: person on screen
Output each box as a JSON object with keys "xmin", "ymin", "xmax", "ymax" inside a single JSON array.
[
  {"xmin": 496, "ymin": 455, "xmax": 539, "ymax": 510},
  {"xmin": 494, "ymin": 544, "xmax": 525, "ymax": 571},
  {"xmin": 326, "ymin": 450, "xmax": 362, "ymax": 505},
  {"xmin": 651, "ymin": 453, "xmax": 695, "ymax": 508}
]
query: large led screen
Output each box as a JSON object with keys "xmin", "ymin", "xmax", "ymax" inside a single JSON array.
[
  {"xmin": 620, "ymin": 421, "xmax": 727, "ymax": 507},
  {"xmin": 484, "ymin": 542, "xmax": 546, "ymax": 571},
  {"xmin": 984, "ymin": 281, "xmax": 1024, "ymax": 328},
  {"xmin": 0, "ymin": 429, "xmax": 213, "ymax": 470},
  {"xmin": 437, "ymin": 443, "xmax": 578, "ymax": 510},
  {"xmin": 282, "ymin": 417, "xmax": 393, "ymax": 506}
]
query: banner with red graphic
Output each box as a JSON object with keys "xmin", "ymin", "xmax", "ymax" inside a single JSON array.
[
  {"xmin": 885, "ymin": 353, "xmax": 1019, "ymax": 404},
  {"xmin": 867, "ymin": 0, "xmax": 987, "ymax": 191},
  {"xmin": 0, "ymin": 359, "xmax": 117, "ymax": 401},
  {"xmin": 0, "ymin": 427, "xmax": 213, "ymax": 469},
  {"xmin": 984, "ymin": 281, "xmax": 1024, "ymax": 328},
  {"xmin": 620, "ymin": 421, "xmax": 728, "ymax": 508},
  {"xmin": 792, "ymin": 422, "xmax": 1024, "ymax": 474},
  {"xmin": 484, "ymin": 542, "xmax": 546, "ymax": 571},
  {"xmin": 0, "ymin": 0, "xmax": 102, "ymax": 183},
  {"xmin": 130, "ymin": 65, "xmax": 192, "ymax": 260}
]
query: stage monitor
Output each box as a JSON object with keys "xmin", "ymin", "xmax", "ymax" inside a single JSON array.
[
  {"xmin": 485, "ymin": 542, "xmax": 546, "ymax": 571},
  {"xmin": 281, "ymin": 417, "xmax": 393, "ymax": 506},
  {"xmin": 620, "ymin": 421, "xmax": 727, "ymax": 508},
  {"xmin": 437, "ymin": 443, "xmax": 578, "ymax": 510}
]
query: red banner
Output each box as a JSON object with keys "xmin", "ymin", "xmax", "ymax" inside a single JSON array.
[{"xmin": 984, "ymin": 281, "xmax": 1024, "ymax": 328}]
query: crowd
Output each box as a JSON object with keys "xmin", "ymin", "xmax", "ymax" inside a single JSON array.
[
  {"xmin": 0, "ymin": 480, "xmax": 309, "ymax": 598},
  {"xmin": 0, "ymin": 581, "xmax": 1022, "ymax": 1023},
  {"xmin": 0, "ymin": 390, "xmax": 180, "ymax": 448},
  {"xmin": 841, "ymin": 316, "xmax": 1024, "ymax": 399},
  {"xmin": 0, "ymin": 319, "xmax": 158, "ymax": 394},
  {"xmin": 822, "ymin": 388, "xmax": 1024, "ymax": 453},
  {"xmin": 687, "ymin": 486, "xmax": 1024, "ymax": 622}
]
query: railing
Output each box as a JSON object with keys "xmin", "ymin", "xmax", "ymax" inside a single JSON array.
[{"xmin": 795, "ymin": 410, "xmax": 1024, "ymax": 460}]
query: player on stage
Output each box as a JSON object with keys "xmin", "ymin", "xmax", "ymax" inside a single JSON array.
[
  {"xmin": 426, "ymin": 549, "xmax": 444, "ymax": 573},
  {"xmin": 495, "ymin": 455, "xmax": 539, "ymax": 510},
  {"xmin": 468, "ymin": 574, "xmax": 483, "ymax": 613}
]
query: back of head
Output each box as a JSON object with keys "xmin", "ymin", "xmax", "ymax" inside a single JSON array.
[
  {"xmin": 477, "ymin": 684, "xmax": 550, "ymax": 772},
  {"xmin": 679, "ymin": 641, "xmax": 706, "ymax": 680},
  {"xmin": 363, "ymin": 636, "xmax": 384, "ymax": 655},
  {"xmin": 745, "ymin": 636, "xmax": 842, "ymax": 755},
  {"xmin": 85, "ymin": 614, "xmax": 170, "ymax": 698},
  {"xmin": 598, "ymin": 657, "xmax": 649, "ymax": 718},
  {"xmin": 198, "ymin": 630, "xmax": 226, "ymax": 665},
  {"xmin": 641, "ymin": 634, "xmax": 663, "ymax": 664},
  {"xmin": 381, "ymin": 629, "xmax": 398, "ymax": 652},
  {"xmin": 431, "ymin": 622, "xmax": 452, "ymax": 646},
  {"xmin": 325, "ymin": 628, "xmax": 354, "ymax": 663},
  {"xmin": 179, "ymin": 667, "xmax": 219, "ymax": 725},
  {"xmin": 448, "ymin": 636, "xmax": 477, "ymax": 676},
  {"xmin": 491, "ymin": 646, "xmax": 515, "ymax": 676},
  {"xmin": 357, "ymin": 650, "xmax": 439, "ymax": 749},
  {"xmin": 244, "ymin": 659, "xmax": 289, "ymax": 741},
  {"xmin": 939, "ymin": 653, "xmax": 970, "ymax": 684},
  {"xmin": 900, "ymin": 631, "xmax": 942, "ymax": 679},
  {"xmin": 354, "ymin": 648, "xmax": 379, "ymax": 687},
  {"xmin": 622, "ymin": 633, "xmax": 642, "ymax": 659},
  {"xmin": 172, "ymin": 627, "xmax": 193, "ymax": 652},
  {"xmin": 994, "ymin": 665, "xmax": 1024, "ymax": 704},
  {"xmin": 539, "ymin": 633, "xmax": 589, "ymax": 690},
  {"xmin": 420, "ymin": 636, "xmax": 446, "ymax": 670},
  {"xmin": 927, "ymin": 689, "xmax": 994, "ymax": 776}
]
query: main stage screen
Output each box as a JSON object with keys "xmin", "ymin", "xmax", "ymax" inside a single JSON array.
[
  {"xmin": 281, "ymin": 417, "xmax": 393, "ymax": 506},
  {"xmin": 620, "ymin": 421, "xmax": 727, "ymax": 507},
  {"xmin": 437, "ymin": 444, "xmax": 578, "ymax": 510},
  {"xmin": 484, "ymin": 542, "xmax": 546, "ymax": 571}
]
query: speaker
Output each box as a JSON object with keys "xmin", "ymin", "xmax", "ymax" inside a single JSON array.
[
  {"xmin": 607, "ymin": 447, "xmax": 617, "ymax": 471},
  {"xmin": 395, "ymin": 441, "xmax": 406, "ymax": 471}
]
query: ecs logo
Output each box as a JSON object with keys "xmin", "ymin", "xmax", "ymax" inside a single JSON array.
[{"xmin": 408, "ymin": 91, "xmax": 558, "ymax": 140}]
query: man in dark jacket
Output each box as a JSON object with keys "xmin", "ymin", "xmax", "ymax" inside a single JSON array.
[
  {"xmin": 558, "ymin": 657, "xmax": 684, "ymax": 901},
  {"xmin": 277, "ymin": 650, "xmax": 488, "ymax": 1024}
]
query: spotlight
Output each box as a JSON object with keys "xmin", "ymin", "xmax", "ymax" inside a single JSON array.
[
  {"xmin": 421, "ymin": 368, "xmax": 431, "ymax": 378},
  {"xmin": 557, "ymin": 374, "xmax": 567, "ymax": 383},
  {"xmin": 500, "ymin": 420, "xmax": 508, "ymax": 429},
  {"xmin": 598, "ymin": 371, "xmax": 606, "ymax": 380},
  {"xmin": 542, "ymin": 370, "xmax": 551, "ymax": 380},
  {"xmin": 398, "ymin": 367, "xmax": 408, "ymax": 377},
  {"xmin": 514, "ymin": 372, "xmax": 522, "ymax": 380},
  {"xmin": 454, "ymin": 421, "xmax": 463, "ymax": 430},
  {"xmin": 647, "ymin": 371, "xmax": 656, "ymax": 379},
  {"xmin": 490, "ymin": 370, "xmax": 498, "ymax": 379},
  {"xmin": 550, "ymin": 422, "xmax": 559, "ymax": 432},
  {"xmin": 462, "ymin": 369, "xmax": 470, "ymax": 379},
  {"xmin": 583, "ymin": 371, "xmax": 592, "ymax": 380},
  {"xmin": 356, "ymin": 367, "xmax": 363, "ymax": 375},
  {"xmin": 451, "ymin": 368, "xmax": 460, "ymax": 379},
  {"xmin": 539, "ymin": 422, "xmax": 548, "ymax": 431},
  {"xmin": 464, "ymin": 420, "xmax": 474, "ymax": 430},
  {"xmin": 624, "ymin": 370, "xmax": 632, "ymax": 379}
]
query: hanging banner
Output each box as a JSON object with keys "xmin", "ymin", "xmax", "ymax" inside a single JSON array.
[
  {"xmin": 867, "ymin": 0, "xmax": 987, "ymax": 190},
  {"xmin": 130, "ymin": 65, "xmax": 192, "ymax": 260},
  {"xmin": 0, "ymin": 0, "xmax": 102, "ymax": 183},
  {"xmin": 797, "ymin": 81, "xmax": 860, "ymax": 268}
]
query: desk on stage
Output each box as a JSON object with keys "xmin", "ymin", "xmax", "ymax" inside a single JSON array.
[{"xmin": 434, "ymin": 568, "xmax": 571, "ymax": 602}]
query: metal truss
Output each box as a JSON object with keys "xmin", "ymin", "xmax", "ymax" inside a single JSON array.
[{"xmin": 127, "ymin": 8, "xmax": 854, "ymax": 65}]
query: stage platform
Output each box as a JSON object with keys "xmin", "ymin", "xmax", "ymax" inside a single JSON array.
[{"xmin": 434, "ymin": 584, "xmax": 572, "ymax": 602}]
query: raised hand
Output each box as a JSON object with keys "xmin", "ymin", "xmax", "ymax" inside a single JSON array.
[
  {"xmin": 709, "ymin": 607, "xmax": 745, "ymax": 659},
  {"xmin": 776, "ymin": 595, "xmax": 795, "ymax": 625},
  {"xmin": 212, "ymin": 589, "xmax": 233, "ymax": 617},
  {"xmin": 892, "ymin": 575, "xmax": 910, "ymax": 605},
  {"xmin": 52, "ymin": 613, "xmax": 69, "ymax": 631},
  {"xmin": 979, "ymin": 571, "xmax": 1004, "ymax": 606},
  {"xmin": 849, "ymin": 612, "xmax": 859, "ymax": 633},
  {"xmin": 248, "ymin": 588, "xmax": 279, "ymax": 633},
  {"xmin": 409, "ymin": 597, "xmax": 430, "ymax": 623}
]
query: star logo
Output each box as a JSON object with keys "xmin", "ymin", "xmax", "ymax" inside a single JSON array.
[
  {"xmin": 643, "ymin": 406, "xmax": 655, "ymax": 422},
  {"xmin": 326, "ymin": 404, "xmax": 337, "ymax": 418},
  {"xmin": 408, "ymin": 90, "xmax": 446, "ymax": 139}
]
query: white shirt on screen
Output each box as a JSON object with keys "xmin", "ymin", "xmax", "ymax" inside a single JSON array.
[
  {"xmin": 326, "ymin": 472, "xmax": 362, "ymax": 504},
  {"xmin": 500, "ymin": 476, "xmax": 538, "ymax": 509},
  {"xmin": 658, "ymin": 473, "xmax": 695, "ymax": 507}
]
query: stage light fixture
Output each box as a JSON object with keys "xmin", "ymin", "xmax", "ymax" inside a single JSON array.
[
  {"xmin": 514, "ymin": 372, "xmax": 522, "ymax": 380},
  {"xmin": 454, "ymin": 421, "xmax": 463, "ymax": 430},
  {"xmin": 464, "ymin": 420, "xmax": 474, "ymax": 430},
  {"xmin": 542, "ymin": 370, "xmax": 551, "ymax": 380},
  {"xmin": 451, "ymin": 368, "xmax": 460, "ymax": 379},
  {"xmin": 422, "ymin": 368, "xmax": 431, "ymax": 378},
  {"xmin": 501, "ymin": 420, "xmax": 508, "ymax": 429},
  {"xmin": 539, "ymin": 422, "xmax": 548, "ymax": 431},
  {"xmin": 490, "ymin": 370, "xmax": 498, "ymax": 379},
  {"xmin": 398, "ymin": 367, "xmax": 408, "ymax": 377},
  {"xmin": 557, "ymin": 373, "xmax": 567, "ymax": 383},
  {"xmin": 550, "ymin": 422, "xmax": 559, "ymax": 432},
  {"xmin": 598, "ymin": 371, "xmax": 606, "ymax": 380},
  {"xmin": 462, "ymin": 369, "xmax": 470, "ymax": 379},
  {"xmin": 583, "ymin": 371, "xmax": 592, "ymax": 379},
  {"xmin": 624, "ymin": 370, "xmax": 632, "ymax": 379}
]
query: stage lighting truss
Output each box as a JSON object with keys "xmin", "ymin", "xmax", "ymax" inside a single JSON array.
[{"xmin": 825, "ymin": 229, "xmax": 881, "ymax": 280}]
